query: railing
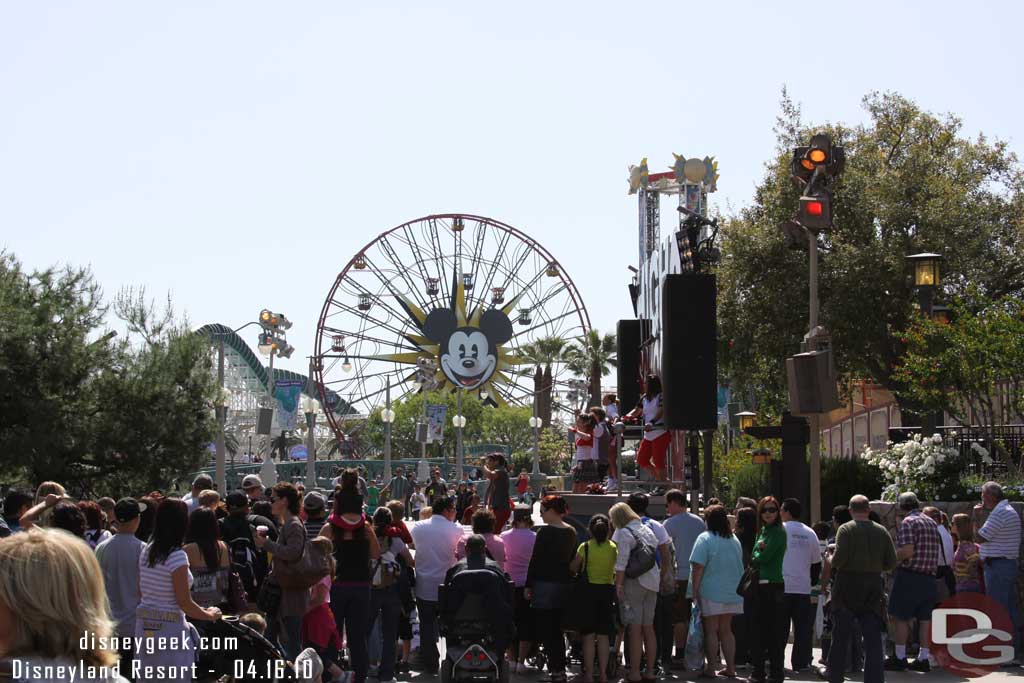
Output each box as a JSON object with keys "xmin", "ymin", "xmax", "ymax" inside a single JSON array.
[{"xmin": 888, "ymin": 424, "xmax": 1024, "ymax": 475}]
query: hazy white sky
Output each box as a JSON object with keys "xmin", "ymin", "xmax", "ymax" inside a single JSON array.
[{"xmin": 2, "ymin": 1, "xmax": 1021, "ymax": 373}]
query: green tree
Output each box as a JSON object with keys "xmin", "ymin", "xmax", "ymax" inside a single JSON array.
[
  {"xmin": 519, "ymin": 337, "xmax": 570, "ymax": 427},
  {"xmin": 894, "ymin": 294, "xmax": 1024, "ymax": 462},
  {"xmin": 719, "ymin": 91, "xmax": 1024, "ymax": 414},
  {"xmin": 0, "ymin": 255, "xmax": 218, "ymax": 495},
  {"xmin": 566, "ymin": 329, "xmax": 617, "ymax": 408},
  {"xmin": 479, "ymin": 404, "xmax": 533, "ymax": 454}
]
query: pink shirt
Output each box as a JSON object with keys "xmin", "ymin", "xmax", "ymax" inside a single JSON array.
[
  {"xmin": 500, "ymin": 528, "xmax": 537, "ymax": 587},
  {"xmin": 457, "ymin": 532, "xmax": 506, "ymax": 570}
]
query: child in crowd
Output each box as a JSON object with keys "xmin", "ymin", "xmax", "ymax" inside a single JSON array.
[
  {"xmin": 302, "ymin": 537, "xmax": 345, "ymax": 681},
  {"xmin": 952, "ymin": 513, "xmax": 984, "ymax": 593},
  {"xmin": 240, "ymin": 612, "xmax": 268, "ymax": 636},
  {"xmin": 460, "ymin": 494, "xmax": 481, "ymax": 525},
  {"xmin": 602, "ymin": 393, "xmax": 620, "ymax": 420},
  {"xmin": 571, "ymin": 412, "xmax": 597, "ymax": 493},
  {"xmin": 409, "ymin": 485, "xmax": 426, "ymax": 519}
]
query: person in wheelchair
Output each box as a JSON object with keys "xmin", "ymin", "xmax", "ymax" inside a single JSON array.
[{"xmin": 439, "ymin": 535, "xmax": 515, "ymax": 680}]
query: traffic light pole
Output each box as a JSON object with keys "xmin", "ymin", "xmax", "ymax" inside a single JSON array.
[{"xmin": 804, "ymin": 228, "xmax": 822, "ymax": 525}]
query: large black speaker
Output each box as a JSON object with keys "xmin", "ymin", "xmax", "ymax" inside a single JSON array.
[
  {"xmin": 616, "ymin": 319, "xmax": 647, "ymax": 412},
  {"xmin": 661, "ymin": 274, "xmax": 717, "ymax": 430},
  {"xmin": 786, "ymin": 350, "xmax": 840, "ymax": 414}
]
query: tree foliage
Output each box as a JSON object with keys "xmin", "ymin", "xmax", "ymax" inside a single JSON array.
[
  {"xmin": 894, "ymin": 295, "xmax": 1024, "ymax": 460},
  {"xmin": 0, "ymin": 254, "xmax": 218, "ymax": 495},
  {"xmin": 719, "ymin": 91, "xmax": 1024, "ymax": 415},
  {"xmin": 566, "ymin": 329, "xmax": 617, "ymax": 408}
]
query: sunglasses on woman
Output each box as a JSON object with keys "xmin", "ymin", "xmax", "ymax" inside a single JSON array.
[{"xmin": 762, "ymin": 507, "xmax": 778, "ymax": 513}]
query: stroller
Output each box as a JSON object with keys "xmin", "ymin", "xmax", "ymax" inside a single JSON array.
[
  {"xmin": 438, "ymin": 558, "xmax": 515, "ymax": 683},
  {"xmin": 193, "ymin": 615, "xmax": 291, "ymax": 682}
]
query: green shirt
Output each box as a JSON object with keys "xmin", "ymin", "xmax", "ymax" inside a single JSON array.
[
  {"xmin": 578, "ymin": 539, "xmax": 617, "ymax": 585},
  {"xmin": 367, "ymin": 486, "xmax": 379, "ymax": 507},
  {"xmin": 751, "ymin": 524, "xmax": 787, "ymax": 584}
]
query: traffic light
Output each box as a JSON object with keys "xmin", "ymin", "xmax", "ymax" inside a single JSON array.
[
  {"xmin": 798, "ymin": 191, "xmax": 832, "ymax": 231},
  {"xmin": 791, "ymin": 134, "xmax": 845, "ymax": 187},
  {"xmin": 259, "ymin": 309, "xmax": 292, "ymax": 331}
]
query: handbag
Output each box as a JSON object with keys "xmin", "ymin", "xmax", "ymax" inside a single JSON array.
[
  {"xmin": 736, "ymin": 565, "xmax": 759, "ymax": 599},
  {"xmin": 228, "ymin": 568, "xmax": 249, "ymax": 613},
  {"xmin": 256, "ymin": 576, "xmax": 282, "ymax": 618},
  {"xmin": 567, "ymin": 544, "xmax": 591, "ymax": 630}
]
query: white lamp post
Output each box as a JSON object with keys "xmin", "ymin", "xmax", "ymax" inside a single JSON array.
[
  {"xmin": 382, "ymin": 380, "xmax": 395, "ymax": 481},
  {"xmin": 528, "ymin": 394, "xmax": 544, "ymax": 496},
  {"xmin": 302, "ymin": 395, "xmax": 319, "ymax": 489},
  {"xmin": 453, "ymin": 390, "xmax": 467, "ymax": 480}
]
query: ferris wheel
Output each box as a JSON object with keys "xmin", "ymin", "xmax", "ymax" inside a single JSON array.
[{"xmin": 313, "ymin": 213, "xmax": 591, "ymax": 449}]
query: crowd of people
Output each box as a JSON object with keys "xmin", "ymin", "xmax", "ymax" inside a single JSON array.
[{"xmin": 0, "ymin": 461, "xmax": 1021, "ymax": 683}]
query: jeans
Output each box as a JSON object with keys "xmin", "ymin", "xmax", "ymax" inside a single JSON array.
[
  {"xmin": 533, "ymin": 607, "xmax": 567, "ymax": 674},
  {"xmin": 827, "ymin": 607, "xmax": 883, "ymax": 683},
  {"xmin": 983, "ymin": 558, "xmax": 1020, "ymax": 656},
  {"xmin": 655, "ymin": 592, "xmax": 675, "ymax": 665},
  {"xmin": 732, "ymin": 594, "xmax": 754, "ymax": 666},
  {"xmin": 783, "ymin": 593, "xmax": 814, "ymax": 670},
  {"xmin": 369, "ymin": 586, "xmax": 402, "ymax": 681},
  {"xmin": 751, "ymin": 583, "xmax": 786, "ymax": 683},
  {"xmin": 268, "ymin": 615, "xmax": 303, "ymax": 660},
  {"xmin": 331, "ymin": 584, "xmax": 372, "ymax": 683},
  {"xmin": 416, "ymin": 599, "xmax": 441, "ymax": 671}
]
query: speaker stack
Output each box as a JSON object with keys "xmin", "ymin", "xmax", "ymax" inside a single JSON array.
[{"xmin": 661, "ymin": 274, "xmax": 718, "ymax": 431}]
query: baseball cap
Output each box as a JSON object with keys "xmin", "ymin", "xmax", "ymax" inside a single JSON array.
[
  {"xmin": 241, "ymin": 474, "xmax": 263, "ymax": 490},
  {"xmin": 303, "ymin": 491, "xmax": 326, "ymax": 512},
  {"xmin": 114, "ymin": 497, "xmax": 146, "ymax": 523},
  {"xmin": 226, "ymin": 491, "xmax": 249, "ymax": 510}
]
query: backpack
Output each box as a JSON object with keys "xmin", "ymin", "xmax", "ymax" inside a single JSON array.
[
  {"xmin": 225, "ymin": 517, "xmax": 265, "ymax": 596},
  {"xmin": 372, "ymin": 538, "xmax": 402, "ymax": 589},
  {"xmin": 624, "ymin": 526, "xmax": 657, "ymax": 578},
  {"xmin": 275, "ymin": 537, "xmax": 331, "ymax": 589}
]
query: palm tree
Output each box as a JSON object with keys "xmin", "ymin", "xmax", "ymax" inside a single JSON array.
[
  {"xmin": 519, "ymin": 336, "xmax": 571, "ymax": 427},
  {"xmin": 271, "ymin": 431, "xmax": 304, "ymax": 461},
  {"xmin": 567, "ymin": 329, "xmax": 617, "ymax": 408}
]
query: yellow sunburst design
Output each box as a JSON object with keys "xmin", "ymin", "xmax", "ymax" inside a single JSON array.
[{"xmin": 374, "ymin": 274, "xmax": 527, "ymax": 402}]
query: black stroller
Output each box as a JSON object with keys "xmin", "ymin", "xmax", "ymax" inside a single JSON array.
[
  {"xmin": 192, "ymin": 616, "xmax": 292, "ymax": 682},
  {"xmin": 438, "ymin": 559, "xmax": 515, "ymax": 683}
]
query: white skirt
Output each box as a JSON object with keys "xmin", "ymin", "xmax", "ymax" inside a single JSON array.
[{"xmin": 699, "ymin": 597, "xmax": 743, "ymax": 616}]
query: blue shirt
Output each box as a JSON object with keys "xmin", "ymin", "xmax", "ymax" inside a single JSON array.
[
  {"xmin": 663, "ymin": 512, "xmax": 706, "ymax": 580},
  {"xmin": 687, "ymin": 531, "xmax": 744, "ymax": 604}
]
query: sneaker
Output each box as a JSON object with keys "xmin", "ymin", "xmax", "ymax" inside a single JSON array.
[
  {"xmin": 884, "ymin": 657, "xmax": 908, "ymax": 671},
  {"xmin": 813, "ymin": 665, "xmax": 828, "ymax": 680},
  {"xmin": 908, "ymin": 659, "xmax": 930, "ymax": 673}
]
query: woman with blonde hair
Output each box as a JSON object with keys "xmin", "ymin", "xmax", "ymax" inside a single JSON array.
[
  {"xmin": 0, "ymin": 528, "xmax": 130, "ymax": 680},
  {"xmin": 609, "ymin": 501, "xmax": 660, "ymax": 683},
  {"xmin": 34, "ymin": 482, "xmax": 66, "ymax": 505}
]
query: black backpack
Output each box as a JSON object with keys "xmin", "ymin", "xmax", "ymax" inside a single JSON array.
[{"xmin": 223, "ymin": 515, "xmax": 269, "ymax": 596}]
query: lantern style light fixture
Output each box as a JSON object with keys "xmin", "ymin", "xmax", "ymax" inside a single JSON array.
[
  {"xmin": 381, "ymin": 407, "xmax": 396, "ymax": 424},
  {"xmin": 528, "ymin": 416, "xmax": 542, "ymax": 429},
  {"xmin": 736, "ymin": 411, "xmax": 756, "ymax": 432},
  {"xmin": 930, "ymin": 305, "xmax": 952, "ymax": 325},
  {"xmin": 751, "ymin": 447, "xmax": 772, "ymax": 465},
  {"xmin": 906, "ymin": 253, "xmax": 942, "ymax": 288},
  {"xmin": 353, "ymin": 254, "xmax": 368, "ymax": 270},
  {"xmin": 452, "ymin": 414, "xmax": 467, "ymax": 428},
  {"xmin": 341, "ymin": 355, "xmax": 353, "ymax": 373},
  {"xmin": 426, "ymin": 277, "xmax": 440, "ymax": 296},
  {"xmin": 358, "ymin": 293, "xmax": 373, "ymax": 311}
]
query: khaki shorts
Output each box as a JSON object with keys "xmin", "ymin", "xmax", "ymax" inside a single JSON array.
[{"xmin": 620, "ymin": 580, "xmax": 658, "ymax": 626}]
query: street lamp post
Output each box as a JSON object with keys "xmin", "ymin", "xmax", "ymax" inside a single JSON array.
[
  {"xmin": 528, "ymin": 394, "xmax": 544, "ymax": 497},
  {"xmin": 214, "ymin": 339, "xmax": 228, "ymax": 494},
  {"xmin": 382, "ymin": 381, "xmax": 395, "ymax": 481},
  {"xmin": 907, "ymin": 253, "xmax": 945, "ymax": 433},
  {"xmin": 453, "ymin": 390, "xmax": 466, "ymax": 480},
  {"xmin": 302, "ymin": 395, "xmax": 319, "ymax": 490}
]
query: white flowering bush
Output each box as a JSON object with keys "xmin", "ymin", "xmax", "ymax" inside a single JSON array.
[{"xmin": 860, "ymin": 433, "xmax": 964, "ymax": 502}]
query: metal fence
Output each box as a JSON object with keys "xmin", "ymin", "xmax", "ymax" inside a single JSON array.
[{"xmin": 888, "ymin": 424, "xmax": 1024, "ymax": 475}]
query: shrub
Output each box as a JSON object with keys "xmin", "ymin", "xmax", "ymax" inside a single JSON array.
[{"xmin": 820, "ymin": 456, "xmax": 884, "ymax": 519}]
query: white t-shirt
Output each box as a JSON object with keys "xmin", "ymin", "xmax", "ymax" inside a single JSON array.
[
  {"xmin": 782, "ymin": 520, "xmax": 821, "ymax": 595},
  {"xmin": 605, "ymin": 404, "xmax": 619, "ymax": 420},
  {"xmin": 409, "ymin": 515, "xmax": 464, "ymax": 601},
  {"xmin": 642, "ymin": 395, "xmax": 666, "ymax": 441}
]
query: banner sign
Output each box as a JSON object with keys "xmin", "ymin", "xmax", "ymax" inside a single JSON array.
[
  {"xmin": 273, "ymin": 380, "xmax": 305, "ymax": 431},
  {"xmin": 425, "ymin": 404, "xmax": 448, "ymax": 444}
]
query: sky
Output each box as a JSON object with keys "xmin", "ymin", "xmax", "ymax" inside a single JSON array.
[{"xmin": 2, "ymin": 1, "xmax": 1022, "ymax": 375}]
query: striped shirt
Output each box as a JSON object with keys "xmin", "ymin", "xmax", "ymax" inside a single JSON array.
[
  {"xmin": 139, "ymin": 545, "xmax": 190, "ymax": 608},
  {"xmin": 979, "ymin": 499, "xmax": 1021, "ymax": 559},
  {"xmin": 304, "ymin": 516, "xmax": 328, "ymax": 539}
]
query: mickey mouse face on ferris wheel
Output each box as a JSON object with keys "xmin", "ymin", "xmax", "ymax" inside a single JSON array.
[{"xmin": 422, "ymin": 308, "xmax": 514, "ymax": 391}]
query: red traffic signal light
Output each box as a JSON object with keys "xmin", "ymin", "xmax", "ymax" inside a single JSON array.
[
  {"xmin": 799, "ymin": 193, "xmax": 831, "ymax": 231},
  {"xmin": 791, "ymin": 135, "xmax": 845, "ymax": 186}
]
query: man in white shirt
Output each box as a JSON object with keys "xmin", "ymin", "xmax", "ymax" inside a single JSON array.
[
  {"xmin": 628, "ymin": 492, "xmax": 675, "ymax": 672},
  {"xmin": 409, "ymin": 496, "xmax": 464, "ymax": 674},
  {"xmin": 976, "ymin": 481, "xmax": 1022, "ymax": 660},
  {"xmin": 780, "ymin": 498, "xmax": 822, "ymax": 673}
]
